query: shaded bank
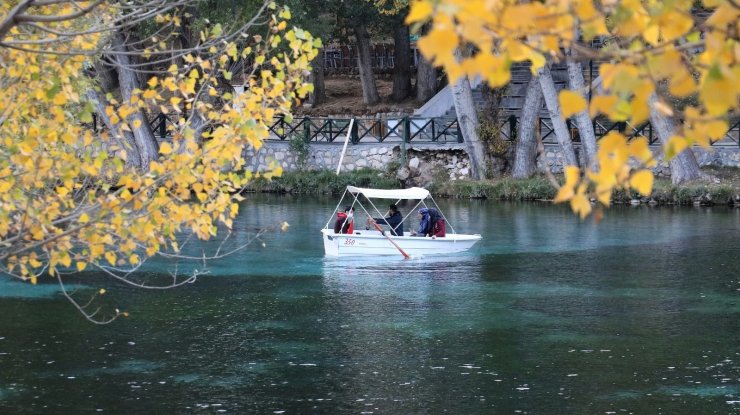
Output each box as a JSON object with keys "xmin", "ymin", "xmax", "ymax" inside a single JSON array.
[{"xmin": 245, "ymin": 168, "xmax": 740, "ymax": 207}]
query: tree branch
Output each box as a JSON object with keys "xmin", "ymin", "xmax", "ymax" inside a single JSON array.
[
  {"xmin": 0, "ymin": 0, "xmax": 35, "ymax": 41},
  {"xmin": 15, "ymin": 0, "xmax": 103, "ymax": 24}
]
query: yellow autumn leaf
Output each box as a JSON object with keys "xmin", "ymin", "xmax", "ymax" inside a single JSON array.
[
  {"xmin": 705, "ymin": 120, "xmax": 729, "ymax": 140},
  {"xmin": 570, "ymin": 192, "xmax": 592, "ymax": 220},
  {"xmin": 53, "ymin": 93, "xmax": 68, "ymax": 105},
  {"xmin": 105, "ymin": 251, "xmax": 117, "ymax": 266},
  {"xmin": 160, "ymin": 142, "xmax": 173, "ymax": 155},
  {"xmin": 142, "ymin": 89, "xmax": 157, "ymax": 100},
  {"xmin": 628, "ymin": 137, "xmax": 654, "ymax": 165},
  {"xmin": 417, "ymin": 28, "xmax": 458, "ymax": 66},
  {"xmin": 661, "ymin": 12, "xmax": 694, "ymax": 42},
  {"xmin": 643, "ymin": 25, "xmax": 660, "ymax": 46},
  {"xmin": 630, "ymin": 170, "xmax": 654, "ymax": 196},
  {"xmin": 700, "ymin": 72, "xmax": 735, "ymax": 116},
  {"xmin": 665, "ymin": 135, "xmax": 688, "ymax": 160},
  {"xmin": 406, "ymin": 1, "xmax": 434, "ymax": 24},
  {"xmin": 554, "ymin": 166, "xmax": 581, "ymax": 203},
  {"xmin": 76, "ymin": 261, "xmax": 87, "ymax": 272},
  {"xmin": 563, "ymin": 165, "xmax": 580, "ymax": 188},
  {"xmin": 669, "ymin": 71, "xmax": 696, "ymax": 97},
  {"xmin": 59, "ymin": 252, "xmax": 72, "ymax": 267},
  {"xmin": 595, "ymin": 185, "xmax": 612, "ymax": 206},
  {"xmin": 589, "ymin": 95, "xmax": 618, "ymax": 118},
  {"xmin": 559, "ymin": 90, "xmax": 587, "ymax": 119}
]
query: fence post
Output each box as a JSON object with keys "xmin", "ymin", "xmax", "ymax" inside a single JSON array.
[
  {"xmin": 159, "ymin": 113, "xmax": 167, "ymax": 138},
  {"xmin": 402, "ymin": 116, "xmax": 410, "ymax": 143},
  {"xmin": 592, "ymin": 119, "xmax": 598, "ymax": 139},
  {"xmin": 566, "ymin": 119, "xmax": 574, "ymax": 141},
  {"xmin": 303, "ymin": 116, "xmax": 310, "ymax": 142},
  {"xmin": 350, "ymin": 118, "xmax": 359, "ymax": 144},
  {"xmin": 456, "ymin": 119, "xmax": 463, "ymax": 143},
  {"xmin": 92, "ymin": 113, "xmax": 98, "ymax": 132},
  {"xmin": 509, "ymin": 115, "xmax": 517, "ymax": 141}
]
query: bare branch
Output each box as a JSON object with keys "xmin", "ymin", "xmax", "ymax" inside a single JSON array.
[
  {"xmin": 0, "ymin": 0, "xmax": 35, "ymax": 41},
  {"xmin": 15, "ymin": 0, "xmax": 103, "ymax": 24},
  {"xmin": 57, "ymin": 274, "xmax": 120, "ymax": 325}
]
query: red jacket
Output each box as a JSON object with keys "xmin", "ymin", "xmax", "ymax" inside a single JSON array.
[
  {"xmin": 334, "ymin": 212, "xmax": 354, "ymax": 234},
  {"xmin": 431, "ymin": 219, "xmax": 446, "ymax": 237}
]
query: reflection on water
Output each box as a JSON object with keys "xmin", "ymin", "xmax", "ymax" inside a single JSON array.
[{"xmin": 0, "ymin": 195, "xmax": 738, "ymax": 413}]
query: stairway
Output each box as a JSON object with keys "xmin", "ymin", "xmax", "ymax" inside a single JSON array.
[{"xmin": 417, "ymin": 62, "xmax": 601, "ymax": 120}]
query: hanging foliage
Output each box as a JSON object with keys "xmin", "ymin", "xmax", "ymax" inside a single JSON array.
[{"xmin": 407, "ymin": 0, "xmax": 739, "ymax": 218}]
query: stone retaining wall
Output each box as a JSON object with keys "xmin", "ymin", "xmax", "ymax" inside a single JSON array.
[
  {"xmin": 536, "ymin": 145, "xmax": 740, "ymax": 176},
  {"xmin": 243, "ymin": 142, "xmax": 474, "ymax": 183},
  {"xmin": 245, "ymin": 140, "xmax": 740, "ymax": 180}
]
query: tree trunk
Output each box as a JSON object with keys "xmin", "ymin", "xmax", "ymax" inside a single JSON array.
[
  {"xmin": 85, "ymin": 89, "xmax": 141, "ymax": 168},
  {"xmin": 189, "ymin": 108, "xmax": 208, "ymax": 145},
  {"xmin": 392, "ymin": 25, "xmax": 412, "ymax": 102},
  {"xmin": 538, "ymin": 64, "xmax": 578, "ymax": 166},
  {"xmin": 451, "ymin": 76, "xmax": 487, "ymax": 179},
  {"xmin": 353, "ymin": 22, "xmax": 380, "ymax": 105},
  {"xmin": 112, "ymin": 31, "xmax": 159, "ymax": 169},
  {"xmin": 416, "ymin": 55, "xmax": 437, "ymax": 102},
  {"xmin": 512, "ymin": 78, "xmax": 544, "ymax": 178},
  {"xmin": 308, "ymin": 47, "xmax": 326, "ymax": 106},
  {"xmin": 648, "ymin": 94, "xmax": 704, "ymax": 184},
  {"xmin": 566, "ymin": 56, "xmax": 598, "ymax": 168}
]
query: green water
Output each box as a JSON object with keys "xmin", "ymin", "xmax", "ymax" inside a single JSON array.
[{"xmin": 0, "ymin": 196, "xmax": 738, "ymax": 414}]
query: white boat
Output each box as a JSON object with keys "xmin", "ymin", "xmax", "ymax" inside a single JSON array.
[{"xmin": 322, "ymin": 186, "xmax": 482, "ymax": 257}]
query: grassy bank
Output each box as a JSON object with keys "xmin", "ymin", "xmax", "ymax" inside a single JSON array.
[
  {"xmin": 245, "ymin": 168, "xmax": 398, "ymax": 194},
  {"xmin": 245, "ymin": 167, "xmax": 740, "ymax": 206}
]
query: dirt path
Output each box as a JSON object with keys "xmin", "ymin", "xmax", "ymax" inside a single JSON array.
[{"xmin": 296, "ymin": 76, "xmax": 422, "ymax": 117}]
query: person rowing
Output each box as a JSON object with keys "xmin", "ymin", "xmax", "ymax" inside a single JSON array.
[{"xmin": 366, "ymin": 203, "xmax": 404, "ymax": 236}]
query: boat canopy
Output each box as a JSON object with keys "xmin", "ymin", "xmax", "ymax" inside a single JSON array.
[{"xmin": 346, "ymin": 186, "xmax": 430, "ymax": 200}]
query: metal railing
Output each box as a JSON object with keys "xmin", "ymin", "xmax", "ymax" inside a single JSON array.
[
  {"xmin": 89, "ymin": 112, "xmax": 739, "ymax": 147},
  {"xmin": 266, "ymin": 116, "xmax": 463, "ymax": 144},
  {"xmin": 504, "ymin": 115, "xmax": 739, "ymax": 147}
]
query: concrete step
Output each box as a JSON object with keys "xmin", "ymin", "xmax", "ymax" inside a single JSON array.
[{"xmin": 420, "ymin": 61, "xmax": 602, "ymax": 119}]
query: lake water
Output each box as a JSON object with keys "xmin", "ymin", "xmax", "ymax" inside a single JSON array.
[{"xmin": 0, "ymin": 195, "xmax": 738, "ymax": 414}]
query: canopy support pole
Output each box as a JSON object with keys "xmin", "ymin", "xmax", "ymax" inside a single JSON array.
[{"xmin": 335, "ymin": 118, "xmax": 355, "ymax": 175}]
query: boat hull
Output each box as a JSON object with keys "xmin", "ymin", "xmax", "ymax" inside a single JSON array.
[{"xmin": 321, "ymin": 229, "xmax": 481, "ymax": 257}]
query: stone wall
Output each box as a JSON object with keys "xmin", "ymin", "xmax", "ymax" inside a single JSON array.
[
  {"xmin": 246, "ymin": 140, "xmax": 739, "ymax": 179},
  {"xmin": 536, "ymin": 144, "xmax": 740, "ymax": 177},
  {"xmin": 244, "ymin": 141, "xmax": 473, "ymax": 184},
  {"xmin": 243, "ymin": 141, "xmax": 397, "ymax": 172}
]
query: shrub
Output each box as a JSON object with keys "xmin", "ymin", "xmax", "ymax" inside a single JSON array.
[
  {"xmin": 244, "ymin": 169, "xmax": 399, "ymax": 194},
  {"xmin": 287, "ymin": 134, "xmax": 310, "ymax": 170},
  {"xmin": 244, "ymin": 167, "xmax": 738, "ymax": 207}
]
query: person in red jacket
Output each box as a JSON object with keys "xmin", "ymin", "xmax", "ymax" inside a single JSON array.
[
  {"xmin": 430, "ymin": 210, "xmax": 446, "ymax": 237},
  {"xmin": 411, "ymin": 208, "xmax": 445, "ymax": 237},
  {"xmin": 333, "ymin": 206, "xmax": 354, "ymax": 234}
]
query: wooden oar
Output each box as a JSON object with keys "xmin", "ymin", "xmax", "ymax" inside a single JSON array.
[{"xmin": 372, "ymin": 222, "xmax": 410, "ymax": 259}]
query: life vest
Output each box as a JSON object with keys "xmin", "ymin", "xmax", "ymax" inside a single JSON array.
[{"xmin": 334, "ymin": 212, "xmax": 353, "ymax": 234}]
